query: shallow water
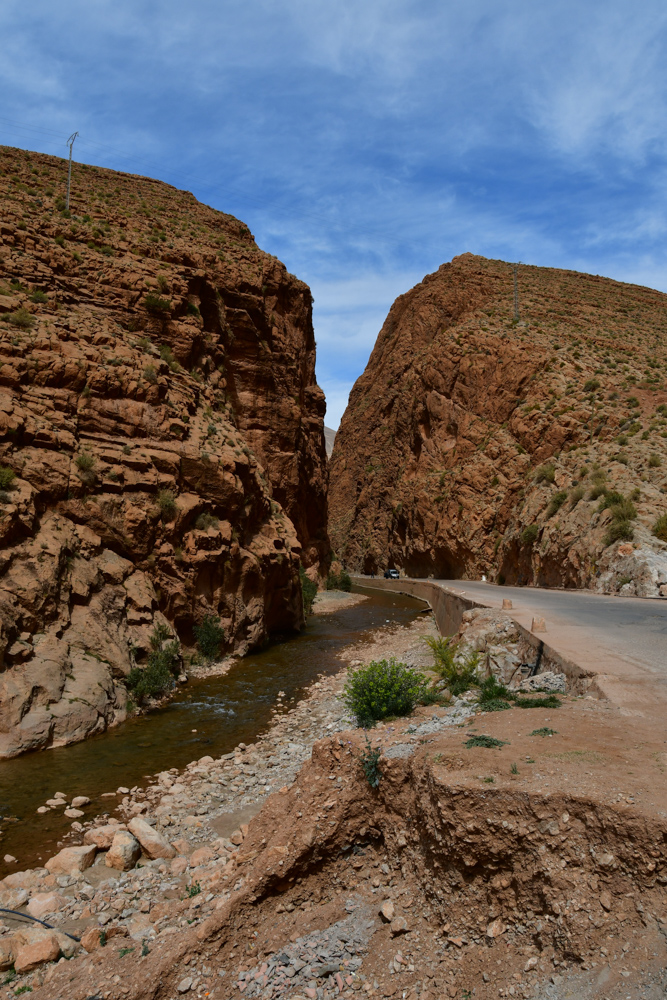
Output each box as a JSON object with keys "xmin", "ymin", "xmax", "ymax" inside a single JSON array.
[{"xmin": 0, "ymin": 586, "xmax": 427, "ymax": 875}]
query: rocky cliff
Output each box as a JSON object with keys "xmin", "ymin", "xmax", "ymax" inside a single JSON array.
[
  {"xmin": 0, "ymin": 145, "xmax": 329, "ymax": 757},
  {"xmin": 329, "ymin": 253, "xmax": 667, "ymax": 596}
]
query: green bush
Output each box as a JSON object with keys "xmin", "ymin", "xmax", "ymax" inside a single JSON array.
[
  {"xmin": 465, "ymin": 734, "xmax": 507, "ymax": 748},
  {"xmin": 75, "ymin": 452, "xmax": 95, "ymax": 475},
  {"xmin": 359, "ymin": 735, "xmax": 382, "ymax": 788},
  {"xmin": 597, "ymin": 490, "xmax": 625, "ymax": 511},
  {"xmin": 326, "ymin": 569, "xmax": 352, "ymax": 591},
  {"xmin": 195, "ymin": 512, "xmax": 219, "ymax": 531},
  {"xmin": 144, "ymin": 293, "xmax": 171, "ymax": 314},
  {"xmin": 569, "ymin": 484, "xmax": 585, "ymax": 507},
  {"xmin": 193, "ymin": 613, "xmax": 225, "ymax": 662},
  {"xmin": 653, "ymin": 514, "xmax": 667, "ymax": 542},
  {"xmin": 534, "ymin": 463, "xmax": 555, "ymax": 484},
  {"xmin": 424, "ymin": 635, "xmax": 480, "ymax": 695},
  {"xmin": 8, "ymin": 307, "xmax": 34, "ymax": 329},
  {"xmin": 626, "ymin": 396, "xmax": 639, "ymax": 407},
  {"xmin": 300, "ymin": 565, "xmax": 318, "ymax": 618},
  {"xmin": 127, "ymin": 623, "xmax": 180, "ymax": 703},
  {"xmin": 343, "ymin": 658, "xmax": 428, "ymax": 727},
  {"xmin": 520, "ymin": 524, "xmax": 539, "ymax": 546},
  {"xmin": 478, "ymin": 675, "xmax": 511, "ymax": 710},
  {"xmin": 604, "ymin": 519, "xmax": 634, "ymax": 545},
  {"xmin": 0, "ymin": 466, "xmax": 16, "ymax": 490},
  {"xmin": 546, "ymin": 490, "xmax": 568, "ymax": 518},
  {"xmin": 159, "ymin": 344, "xmax": 181, "ymax": 372},
  {"xmin": 143, "ymin": 364, "xmax": 158, "ymax": 384},
  {"xmin": 583, "ymin": 379, "xmax": 600, "ymax": 392},
  {"xmin": 649, "ymin": 454, "xmax": 662, "ymax": 468},
  {"xmin": 157, "ymin": 489, "xmax": 177, "ymax": 521},
  {"xmin": 29, "ymin": 290, "xmax": 48, "ymax": 303},
  {"xmin": 514, "ymin": 695, "xmax": 561, "ymax": 709}
]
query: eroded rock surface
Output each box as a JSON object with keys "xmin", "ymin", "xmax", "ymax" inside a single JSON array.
[
  {"xmin": 329, "ymin": 253, "xmax": 667, "ymax": 594},
  {"xmin": 0, "ymin": 146, "xmax": 329, "ymax": 756}
]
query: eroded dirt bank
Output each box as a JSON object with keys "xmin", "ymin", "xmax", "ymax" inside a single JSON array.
[{"xmin": 4, "ymin": 615, "xmax": 667, "ymax": 1000}]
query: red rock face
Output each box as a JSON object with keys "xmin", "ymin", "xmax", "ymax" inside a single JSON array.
[
  {"xmin": 0, "ymin": 146, "xmax": 328, "ymax": 756},
  {"xmin": 329, "ymin": 254, "xmax": 667, "ymax": 591}
]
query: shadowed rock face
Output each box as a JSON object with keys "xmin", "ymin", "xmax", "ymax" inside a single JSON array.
[
  {"xmin": 329, "ymin": 253, "xmax": 667, "ymax": 593},
  {"xmin": 0, "ymin": 145, "xmax": 329, "ymax": 756}
]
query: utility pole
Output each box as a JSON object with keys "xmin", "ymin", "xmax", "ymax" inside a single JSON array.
[
  {"xmin": 65, "ymin": 132, "xmax": 79, "ymax": 211},
  {"xmin": 512, "ymin": 262, "xmax": 521, "ymax": 322}
]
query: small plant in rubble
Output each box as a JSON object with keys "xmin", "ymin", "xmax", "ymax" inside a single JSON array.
[
  {"xmin": 359, "ymin": 734, "xmax": 382, "ymax": 788},
  {"xmin": 424, "ymin": 634, "xmax": 480, "ymax": 695}
]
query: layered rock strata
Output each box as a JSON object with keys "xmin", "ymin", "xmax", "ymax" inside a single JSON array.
[
  {"xmin": 0, "ymin": 145, "xmax": 328, "ymax": 756},
  {"xmin": 329, "ymin": 253, "xmax": 667, "ymax": 594}
]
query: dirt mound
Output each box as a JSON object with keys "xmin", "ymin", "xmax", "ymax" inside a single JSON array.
[
  {"xmin": 328, "ymin": 253, "xmax": 667, "ymax": 593},
  {"xmin": 32, "ymin": 700, "xmax": 667, "ymax": 1000},
  {"xmin": 0, "ymin": 145, "xmax": 329, "ymax": 756}
]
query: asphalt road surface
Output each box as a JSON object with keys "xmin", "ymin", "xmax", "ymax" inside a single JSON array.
[{"xmin": 436, "ymin": 579, "xmax": 667, "ymax": 682}]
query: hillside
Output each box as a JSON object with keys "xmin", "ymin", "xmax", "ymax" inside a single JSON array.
[
  {"xmin": 0, "ymin": 145, "xmax": 328, "ymax": 757},
  {"xmin": 329, "ymin": 253, "xmax": 667, "ymax": 596}
]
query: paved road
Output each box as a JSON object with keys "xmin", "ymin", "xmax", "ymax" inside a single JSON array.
[
  {"xmin": 356, "ymin": 576, "xmax": 667, "ymax": 710},
  {"xmin": 437, "ymin": 580, "xmax": 667, "ymax": 681}
]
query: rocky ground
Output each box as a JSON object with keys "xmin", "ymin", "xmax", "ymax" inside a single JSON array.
[
  {"xmin": 0, "ymin": 143, "xmax": 329, "ymax": 758},
  {"xmin": 2, "ymin": 612, "xmax": 666, "ymax": 1000},
  {"xmin": 328, "ymin": 253, "xmax": 667, "ymax": 595}
]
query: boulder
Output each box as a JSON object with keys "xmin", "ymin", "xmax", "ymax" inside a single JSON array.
[
  {"xmin": 71, "ymin": 796, "xmax": 91, "ymax": 808},
  {"xmin": 189, "ymin": 846, "xmax": 214, "ymax": 867},
  {"xmin": 170, "ymin": 856, "xmax": 189, "ymax": 875},
  {"xmin": 14, "ymin": 933, "xmax": 60, "ymax": 973},
  {"xmin": 45, "ymin": 845, "xmax": 96, "ymax": 875},
  {"xmin": 128, "ymin": 816, "xmax": 176, "ymax": 859},
  {"xmin": 106, "ymin": 831, "xmax": 141, "ymax": 871},
  {"xmin": 26, "ymin": 892, "xmax": 66, "ymax": 919},
  {"xmin": 0, "ymin": 937, "xmax": 14, "ymax": 971},
  {"xmin": 81, "ymin": 926, "xmax": 104, "ymax": 953},
  {"xmin": 84, "ymin": 824, "xmax": 126, "ymax": 849}
]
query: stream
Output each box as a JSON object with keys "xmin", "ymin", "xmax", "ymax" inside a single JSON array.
[{"xmin": 0, "ymin": 586, "xmax": 427, "ymax": 875}]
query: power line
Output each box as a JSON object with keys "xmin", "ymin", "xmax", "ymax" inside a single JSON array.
[
  {"xmin": 0, "ymin": 114, "xmax": 445, "ymax": 256},
  {"xmin": 65, "ymin": 131, "xmax": 78, "ymax": 211}
]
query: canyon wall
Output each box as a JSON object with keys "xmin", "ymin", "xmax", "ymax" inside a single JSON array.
[
  {"xmin": 329, "ymin": 253, "xmax": 667, "ymax": 596},
  {"xmin": 0, "ymin": 145, "xmax": 328, "ymax": 756}
]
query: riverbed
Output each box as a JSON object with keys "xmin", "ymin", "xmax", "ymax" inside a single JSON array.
[{"xmin": 0, "ymin": 586, "xmax": 426, "ymax": 875}]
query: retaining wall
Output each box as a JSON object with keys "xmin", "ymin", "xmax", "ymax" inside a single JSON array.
[{"xmin": 352, "ymin": 576, "xmax": 596, "ymax": 694}]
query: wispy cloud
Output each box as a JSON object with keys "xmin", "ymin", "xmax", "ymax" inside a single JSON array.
[{"xmin": 2, "ymin": 0, "xmax": 667, "ymax": 426}]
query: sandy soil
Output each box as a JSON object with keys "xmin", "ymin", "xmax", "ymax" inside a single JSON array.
[{"xmin": 312, "ymin": 591, "xmax": 369, "ymax": 614}]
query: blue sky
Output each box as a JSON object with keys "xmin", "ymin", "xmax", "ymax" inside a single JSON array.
[{"xmin": 2, "ymin": 1, "xmax": 667, "ymax": 427}]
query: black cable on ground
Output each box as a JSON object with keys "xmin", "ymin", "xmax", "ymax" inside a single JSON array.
[{"xmin": 0, "ymin": 907, "xmax": 81, "ymax": 943}]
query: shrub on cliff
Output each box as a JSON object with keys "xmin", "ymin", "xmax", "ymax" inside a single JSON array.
[
  {"xmin": 343, "ymin": 658, "xmax": 428, "ymax": 727},
  {"xmin": 602, "ymin": 493, "xmax": 638, "ymax": 547},
  {"xmin": 520, "ymin": 524, "xmax": 539, "ymax": 546},
  {"xmin": 127, "ymin": 623, "xmax": 180, "ymax": 703},
  {"xmin": 0, "ymin": 466, "xmax": 16, "ymax": 491},
  {"xmin": 300, "ymin": 565, "xmax": 318, "ymax": 617},
  {"xmin": 143, "ymin": 293, "xmax": 171, "ymax": 315},
  {"xmin": 533, "ymin": 463, "xmax": 555, "ymax": 484},
  {"xmin": 193, "ymin": 614, "xmax": 225, "ymax": 662},
  {"xmin": 326, "ymin": 569, "xmax": 352, "ymax": 592},
  {"xmin": 7, "ymin": 306, "xmax": 35, "ymax": 329},
  {"xmin": 546, "ymin": 491, "xmax": 568, "ymax": 518},
  {"xmin": 424, "ymin": 635, "xmax": 480, "ymax": 696},
  {"xmin": 653, "ymin": 514, "xmax": 667, "ymax": 542},
  {"xmin": 157, "ymin": 489, "xmax": 177, "ymax": 521}
]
